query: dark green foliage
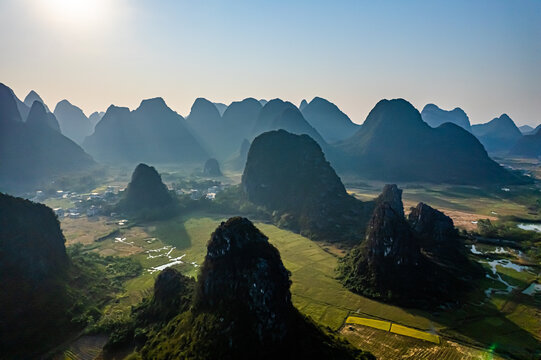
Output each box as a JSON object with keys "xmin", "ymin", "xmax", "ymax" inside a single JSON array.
[
  {"xmin": 103, "ymin": 268, "xmax": 195, "ymax": 350},
  {"xmin": 141, "ymin": 217, "xmax": 373, "ymax": 360},
  {"xmin": 117, "ymin": 163, "xmax": 178, "ymax": 220},
  {"xmin": 242, "ymin": 130, "xmax": 372, "ymax": 244},
  {"xmin": 337, "ymin": 99, "xmax": 522, "ymax": 184},
  {"xmin": 0, "ymin": 193, "xmax": 71, "ymax": 359}
]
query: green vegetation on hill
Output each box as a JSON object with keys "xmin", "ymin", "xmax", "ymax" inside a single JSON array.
[
  {"xmin": 139, "ymin": 217, "xmax": 373, "ymax": 360},
  {"xmin": 117, "ymin": 163, "xmax": 178, "ymax": 220},
  {"xmin": 242, "ymin": 130, "xmax": 373, "ymax": 244}
]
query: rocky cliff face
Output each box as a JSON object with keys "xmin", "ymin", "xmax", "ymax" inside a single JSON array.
[
  {"xmin": 242, "ymin": 130, "xmax": 372, "ymax": 243},
  {"xmin": 141, "ymin": 217, "xmax": 373, "ymax": 360},
  {"xmin": 408, "ymin": 202, "xmax": 461, "ymax": 260},
  {"xmin": 339, "ymin": 185, "xmax": 478, "ymax": 307}
]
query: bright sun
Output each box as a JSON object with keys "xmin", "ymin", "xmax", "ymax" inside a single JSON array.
[{"xmin": 45, "ymin": 0, "xmax": 107, "ymax": 24}]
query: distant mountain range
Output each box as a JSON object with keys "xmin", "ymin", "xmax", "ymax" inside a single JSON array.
[
  {"xmin": 336, "ymin": 99, "xmax": 521, "ymax": 184},
  {"xmin": 421, "ymin": 103, "xmax": 471, "ymax": 131},
  {"xmin": 519, "ymin": 125, "xmax": 535, "ymax": 134},
  {"xmin": 54, "ymin": 99, "xmax": 93, "ymax": 144},
  {"xmin": 301, "ymin": 97, "xmax": 361, "ymax": 143},
  {"xmin": 83, "ymin": 97, "xmax": 208, "ymax": 164},
  {"xmin": 471, "ymin": 114, "xmax": 523, "ymax": 153},
  {"xmin": 0, "ymin": 83, "xmax": 95, "ymax": 192}
]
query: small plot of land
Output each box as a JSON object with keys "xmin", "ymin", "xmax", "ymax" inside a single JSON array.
[
  {"xmin": 61, "ymin": 217, "xmax": 118, "ymax": 246},
  {"xmin": 341, "ymin": 325, "xmax": 505, "ymax": 360},
  {"xmin": 345, "ymin": 316, "xmax": 440, "ymax": 344}
]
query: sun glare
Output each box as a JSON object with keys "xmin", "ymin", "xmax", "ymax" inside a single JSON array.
[{"xmin": 44, "ymin": 0, "xmax": 108, "ymax": 24}]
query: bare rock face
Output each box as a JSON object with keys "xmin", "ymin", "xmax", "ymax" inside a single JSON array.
[
  {"xmin": 142, "ymin": 217, "xmax": 374, "ymax": 360},
  {"xmin": 339, "ymin": 184, "xmax": 478, "ymax": 308},
  {"xmin": 195, "ymin": 217, "xmax": 292, "ymax": 343},
  {"xmin": 408, "ymin": 202, "xmax": 460, "ymax": 260}
]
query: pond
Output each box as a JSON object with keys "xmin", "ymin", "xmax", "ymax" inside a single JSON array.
[{"xmin": 517, "ymin": 223, "xmax": 541, "ymax": 232}]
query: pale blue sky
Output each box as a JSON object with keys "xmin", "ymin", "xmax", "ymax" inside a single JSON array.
[{"xmin": 1, "ymin": 0, "xmax": 540, "ymax": 125}]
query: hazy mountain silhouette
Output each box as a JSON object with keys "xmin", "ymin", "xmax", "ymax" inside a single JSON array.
[
  {"xmin": 471, "ymin": 114, "xmax": 522, "ymax": 153},
  {"xmin": 301, "ymin": 97, "xmax": 361, "ymax": 143},
  {"xmin": 0, "ymin": 83, "xmax": 95, "ymax": 192},
  {"xmin": 26, "ymin": 101, "xmax": 61, "ymax": 132},
  {"xmin": 337, "ymin": 99, "xmax": 520, "ymax": 184},
  {"xmin": 141, "ymin": 217, "xmax": 373, "ymax": 360},
  {"xmin": 221, "ymin": 98, "xmax": 262, "ymax": 156},
  {"xmin": 213, "ymin": 102, "xmax": 228, "ymax": 116},
  {"xmin": 421, "ymin": 103, "xmax": 471, "ymax": 131},
  {"xmin": 519, "ymin": 125, "xmax": 535, "ymax": 134},
  {"xmin": 242, "ymin": 130, "xmax": 372, "ymax": 243},
  {"xmin": 509, "ymin": 129, "xmax": 541, "ymax": 158},
  {"xmin": 299, "ymin": 99, "xmax": 308, "ymax": 111},
  {"xmin": 54, "ymin": 99, "xmax": 93, "ymax": 143},
  {"xmin": 251, "ymin": 99, "xmax": 327, "ymax": 147},
  {"xmin": 23, "ymin": 90, "xmax": 50, "ymax": 112},
  {"xmin": 83, "ymin": 97, "xmax": 208, "ymax": 164},
  {"xmin": 88, "ymin": 111, "xmax": 105, "ymax": 129},
  {"xmin": 186, "ymin": 97, "xmax": 224, "ymax": 157},
  {"xmin": 203, "ymin": 158, "xmax": 222, "ymax": 177}
]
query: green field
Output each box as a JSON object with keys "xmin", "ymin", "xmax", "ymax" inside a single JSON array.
[{"xmin": 57, "ymin": 210, "xmax": 540, "ymax": 360}]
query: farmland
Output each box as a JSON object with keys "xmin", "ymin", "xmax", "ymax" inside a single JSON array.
[{"xmin": 57, "ymin": 206, "xmax": 540, "ymax": 359}]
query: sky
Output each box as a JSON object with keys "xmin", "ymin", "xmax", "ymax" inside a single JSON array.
[{"xmin": 0, "ymin": 0, "xmax": 540, "ymax": 126}]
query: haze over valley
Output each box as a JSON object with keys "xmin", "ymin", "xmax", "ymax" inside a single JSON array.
[{"xmin": 1, "ymin": 1, "xmax": 540, "ymax": 359}]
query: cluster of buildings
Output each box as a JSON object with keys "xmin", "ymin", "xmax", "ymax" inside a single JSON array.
[{"xmin": 175, "ymin": 184, "xmax": 227, "ymax": 201}]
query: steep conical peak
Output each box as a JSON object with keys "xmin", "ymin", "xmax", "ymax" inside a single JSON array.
[
  {"xmin": 23, "ymin": 90, "xmax": 49, "ymax": 111},
  {"xmin": 299, "ymin": 99, "xmax": 308, "ymax": 110},
  {"xmin": 0, "ymin": 83, "xmax": 22, "ymax": 124},
  {"xmin": 205, "ymin": 217, "xmax": 271, "ymax": 259},
  {"xmin": 203, "ymin": 158, "xmax": 222, "ymax": 176},
  {"xmin": 138, "ymin": 97, "xmax": 169, "ymax": 112},
  {"xmin": 119, "ymin": 163, "xmax": 174, "ymax": 212},
  {"xmin": 26, "ymin": 101, "xmax": 50, "ymax": 128},
  {"xmin": 376, "ymin": 184, "xmax": 404, "ymax": 217},
  {"xmin": 189, "ymin": 97, "xmax": 221, "ymax": 118},
  {"xmin": 363, "ymin": 98, "xmax": 424, "ymax": 129}
]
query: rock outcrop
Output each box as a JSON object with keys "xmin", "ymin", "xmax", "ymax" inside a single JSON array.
[
  {"xmin": 141, "ymin": 217, "xmax": 373, "ymax": 360},
  {"xmin": 242, "ymin": 130, "xmax": 372, "ymax": 243},
  {"xmin": 339, "ymin": 185, "xmax": 479, "ymax": 307}
]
